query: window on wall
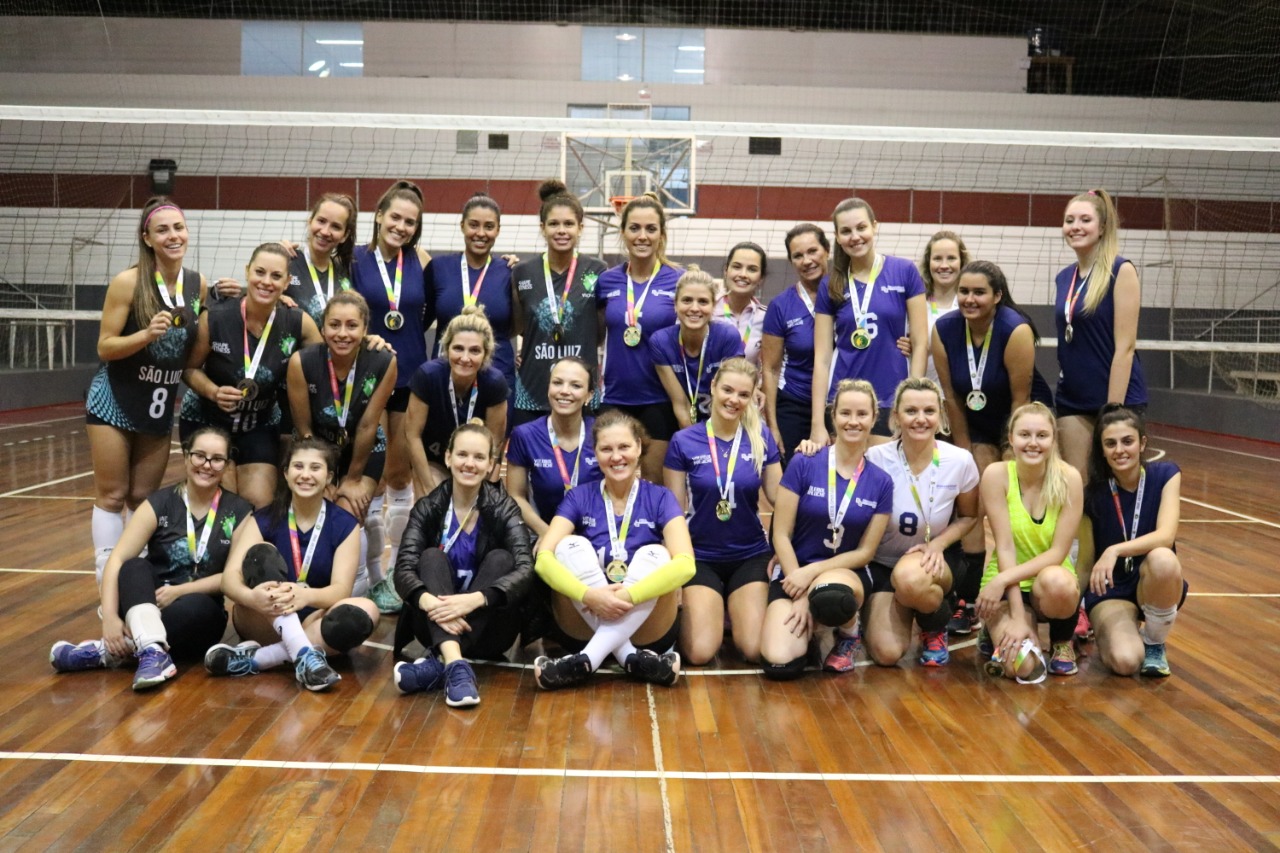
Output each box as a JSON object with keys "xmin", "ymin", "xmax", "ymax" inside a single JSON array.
[
  {"xmin": 242, "ymin": 22, "xmax": 364, "ymax": 77},
  {"xmin": 568, "ymin": 105, "xmax": 691, "ymax": 121},
  {"xmin": 581, "ymin": 28, "xmax": 705, "ymax": 84}
]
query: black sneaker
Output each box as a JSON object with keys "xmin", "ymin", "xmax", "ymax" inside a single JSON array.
[
  {"xmin": 533, "ymin": 653, "xmax": 592, "ymax": 690},
  {"xmin": 624, "ymin": 649, "xmax": 681, "ymax": 687}
]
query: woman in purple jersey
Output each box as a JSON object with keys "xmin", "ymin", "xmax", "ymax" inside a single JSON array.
[
  {"xmin": 350, "ymin": 181, "xmax": 433, "ymax": 610},
  {"xmin": 1055, "ymin": 188, "xmax": 1147, "ymax": 479},
  {"xmin": 811, "ymin": 199, "xmax": 928, "ymax": 446},
  {"xmin": 762, "ymin": 223, "xmax": 829, "ymax": 464},
  {"xmin": 1078, "ymin": 405, "xmax": 1185, "ymax": 677},
  {"xmin": 596, "ymin": 193, "xmax": 683, "ymax": 483},
  {"xmin": 531, "ymin": 410, "xmax": 695, "ymax": 689},
  {"xmin": 86, "ymin": 197, "xmax": 209, "ymax": 581},
  {"xmin": 506, "ymin": 357, "xmax": 601, "ymax": 538},
  {"xmin": 664, "ymin": 358, "xmax": 782, "ymax": 664},
  {"xmin": 651, "ymin": 266, "xmax": 745, "ymax": 429},
  {"xmin": 759, "ymin": 379, "xmax": 894, "ymax": 680}
]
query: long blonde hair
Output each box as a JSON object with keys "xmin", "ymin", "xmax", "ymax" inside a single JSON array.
[
  {"xmin": 1007, "ymin": 402, "xmax": 1070, "ymax": 511},
  {"xmin": 711, "ymin": 357, "xmax": 765, "ymax": 475},
  {"xmin": 1066, "ymin": 188, "xmax": 1121, "ymax": 315}
]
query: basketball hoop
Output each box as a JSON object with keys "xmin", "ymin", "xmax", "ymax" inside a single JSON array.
[{"xmin": 609, "ymin": 195, "xmax": 635, "ymax": 217}]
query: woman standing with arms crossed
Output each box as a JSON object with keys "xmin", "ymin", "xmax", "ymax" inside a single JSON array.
[
  {"xmin": 597, "ymin": 193, "xmax": 683, "ymax": 482},
  {"xmin": 511, "ymin": 180, "xmax": 608, "ymax": 428},
  {"xmin": 714, "ymin": 242, "xmax": 768, "ymax": 367},
  {"xmin": 86, "ymin": 197, "xmax": 209, "ymax": 581},
  {"xmin": 1078, "ymin": 405, "xmax": 1186, "ymax": 677},
  {"xmin": 761, "ymin": 223, "xmax": 829, "ymax": 464},
  {"xmin": 1055, "ymin": 188, "xmax": 1148, "ymax": 478},
  {"xmin": 532, "ymin": 411, "xmax": 695, "ymax": 689},
  {"xmin": 932, "ymin": 260, "xmax": 1054, "ymax": 634},
  {"xmin": 664, "ymin": 358, "xmax": 782, "ymax": 664},
  {"xmin": 350, "ymin": 181, "xmax": 432, "ymax": 606},
  {"xmin": 977, "ymin": 403, "xmax": 1084, "ymax": 681},
  {"xmin": 758, "ymin": 380, "xmax": 894, "ymax": 679},
  {"xmin": 811, "ymin": 199, "xmax": 928, "ymax": 445},
  {"xmin": 651, "ymin": 267, "xmax": 745, "ymax": 429}
]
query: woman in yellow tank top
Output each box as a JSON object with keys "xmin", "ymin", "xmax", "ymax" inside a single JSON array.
[{"xmin": 976, "ymin": 402, "xmax": 1083, "ymax": 682}]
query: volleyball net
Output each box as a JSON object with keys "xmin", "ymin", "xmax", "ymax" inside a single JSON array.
[{"xmin": 1, "ymin": 106, "xmax": 1278, "ymax": 402}]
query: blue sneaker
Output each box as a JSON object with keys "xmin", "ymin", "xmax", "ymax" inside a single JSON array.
[
  {"xmin": 393, "ymin": 656, "xmax": 446, "ymax": 694},
  {"xmin": 1141, "ymin": 642, "xmax": 1171, "ymax": 677},
  {"xmin": 823, "ymin": 631, "xmax": 861, "ymax": 672},
  {"xmin": 204, "ymin": 641, "xmax": 261, "ymax": 677},
  {"xmin": 918, "ymin": 630, "xmax": 950, "ymax": 667},
  {"xmin": 295, "ymin": 647, "xmax": 340, "ymax": 692},
  {"xmin": 444, "ymin": 660, "xmax": 481, "ymax": 707},
  {"xmin": 978, "ymin": 627, "xmax": 995, "ymax": 660},
  {"xmin": 50, "ymin": 639, "xmax": 114, "ymax": 672},
  {"xmin": 132, "ymin": 645, "xmax": 176, "ymax": 691}
]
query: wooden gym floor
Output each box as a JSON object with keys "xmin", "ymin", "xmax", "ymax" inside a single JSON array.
[{"xmin": 0, "ymin": 402, "xmax": 1277, "ymax": 851}]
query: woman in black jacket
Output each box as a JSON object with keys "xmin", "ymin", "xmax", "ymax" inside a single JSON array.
[{"xmin": 391, "ymin": 422, "xmax": 533, "ymax": 707}]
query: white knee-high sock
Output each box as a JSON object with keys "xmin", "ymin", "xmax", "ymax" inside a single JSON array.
[
  {"xmin": 125, "ymin": 603, "xmax": 167, "ymax": 651},
  {"xmin": 365, "ymin": 496, "xmax": 385, "ymax": 583},
  {"xmin": 273, "ymin": 613, "xmax": 311, "ymax": 660},
  {"xmin": 385, "ymin": 485, "xmax": 414, "ymax": 566},
  {"xmin": 352, "ymin": 528, "xmax": 371, "ymax": 597},
  {"xmin": 581, "ymin": 544, "xmax": 668, "ymax": 669},
  {"xmin": 92, "ymin": 505, "xmax": 125, "ymax": 584},
  {"xmin": 253, "ymin": 641, "xmax": 291, "ymax": 670},
  {"xmin": 1140, "ymin": 603, "xmax": 1178, "ymax": 645}
]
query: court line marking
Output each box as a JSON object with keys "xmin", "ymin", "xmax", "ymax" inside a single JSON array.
[
  {"xmin": 1181, "ymin": 519, "xmax": 1259, "ymax": 523},
  {"xmin": 0, "ymin": 752, "xmax": 1274, "ymax": 785},
  {"xmin": 1146, "ymin": 448, "xmax": 1167, "ymax": 462},
  {"xmin": 0, "ymin": 568, "xmax": 94, "ymax": 575},
  {"xmin": 1187, "ymin": 592, "xmax": 1280, "ymax": 598},
  {"xmin": 1179, "ymin": 498, "xmax": 1280, "ymax": 530},
  {"xmin": 1154, "ymin": 435, "xmax": 1280, "ymax": 463},
  {"xmin": 0, "ymin": 415, "xmax": 83, "ymax": 431},
  {"xmin": 647, "ymin": 685, "xmax": 676, "ymax": 853},
  {"xmin": 0, "ymin": 448, "xmax": 181, "ymax": 498},
  {"xmin": 0, "ymin": 495, "xmax": 95, "ymax": 501}
]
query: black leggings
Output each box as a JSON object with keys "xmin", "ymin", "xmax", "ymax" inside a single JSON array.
[
  {"xmin": 397, "ymin": 549, "xmax": 522, "ymax": 660},
  {"xmin": 117, "ymin": 557, "xmax": 228, "ymax": 661}
]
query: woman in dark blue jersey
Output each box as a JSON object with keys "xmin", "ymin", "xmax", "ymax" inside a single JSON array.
[
  {"xmin": 1078, "ymin": 405, "xmax": 1186, "ymax": 677},
  {"xmin": 762, "ymin": 223, "xmax": 829, "ymax": 464}
]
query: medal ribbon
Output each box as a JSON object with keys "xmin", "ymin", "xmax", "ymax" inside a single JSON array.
[
  {"xmin": 795, "ymin": 282, "xmax": 816, "ymax": 318},
  {"xmin": 964, "ymin": 321, "xmax": 993, "ymax": 396},
  {"xmin": 1064, "ymin": 264, "xmax": 1089, "ymax": 331},
  {"xmin": 183, "ymin": 486, "xmax": 222, "ymax": 567},
  {"xmin": 448, "ymin": 378, "xmax": 479, "ymax": 427},
  {"xmin": 240, "ymin": 299, "xmax": 277, "ymax": 382},
  {"xmin": 461, "ymin": 254, "xmax": 493, "ymax": 308},
  {"xmin": 1108, "ymin": 467, "xmax": 1146, "ymax": 573},
  {"xmin": 845, "ymin": 254, "xmax": 885, "ymax": 331},
  {"xmin": 327, "ymin": 351, "xmax": 355, "ymax": 429},
  {"xmin": 826, "ymin": 449, "xmax": 865, "ymax": 543},
  {"xmin": 705, "ymin": 421, "xmax": 743, "ymax": 508},
  {"xmin": 625, "ymin": 265, "xmax": 657, "ymax": 328},
  {"xmin": 542, "ymin": 251, "xmax": 580, "ymax": 327},
  {"xmin": 723, "ymin": 300, "xmax": 757, "ymax": 346},
  {"xmin": 897, "ymin": 441, "xmax": 941, "ymax": 543},
  {"xmin": 548, "ymin": 416, "xmax": 585, "ymax": 491},
  {"xmin": 305, "ymin": 254, "xmax": 334, "ymax": 306},
  {"xmin": 602, "ymin": 477, "xmax": 641, "ymax": 564},
  {"xmin": 680, "ymin": 329, "xmax": 709, "ymax": 418},
  {"xmin": 376, "ymin": 248, "xmax": 403, "ymax": 313},
  {"xmin": 441, "ymin": 498, "xmax": 478, "ymax": 555},
  {"xmin": 155, "ymin": 268, "xmax": 185, "ymax": 311},
  {"xmin": 287, "ymin": 501, "xmax": 327, "ymax": 585}
]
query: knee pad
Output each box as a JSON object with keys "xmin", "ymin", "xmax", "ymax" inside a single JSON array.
[
  {"xmin": 625, "ymin": 545, "xmax": 671, "ymax": 584},
  {"xmin": 555, "ymin": 536, "xmax": 606, "ymax": 585},
  {"xmin": 242, "ymin": 544, "xmax": 289, "ymax": 588},
  {"xmin": 386, "ymin": 504, "xmax": 411, "ymax": 547},
  {"xmin": 321, "ymin": 603, "xmax": 375, "ymax": 653},
  {"xmin": 809, "ymin": 583, "xmax": 857, "ymax": 627},
  {"xmin": 761, "ymin": 656, "xmax": 807, "ymax": 681}
]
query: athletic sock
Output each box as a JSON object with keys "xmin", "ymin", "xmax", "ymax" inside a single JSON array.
[
  {"xmin": 580, "ymin": 598, "xmax": 658, "ymax": 670},
  {"xmin": 253, "ymin": 641, "xmax": 291, "ymax": 670},
  {"xmin": 124, "ymin": 603, "xmax": 167, "ymax": 651},
  {"xmin": 91, "ymin": 505, "xmax": 125, "ymax": 583},
  {"xmin": 272, "ymin": 613, "xmax": 311, "ymax": 661},
  {"xmin": 1140, "ymin": 603, "xmax": 1178, "ymax": 645},
  {"xmin": 385, "ymin": 485, "xmax": 414, "ymax": 566},
  {"xmin": 365, "ymin": 496, "xmax": 385, "ymax": 583}
]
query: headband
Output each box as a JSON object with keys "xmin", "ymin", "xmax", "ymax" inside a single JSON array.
[{"xmin": 143, "ymin": 204, "xmax": 183, "ymax": 231}]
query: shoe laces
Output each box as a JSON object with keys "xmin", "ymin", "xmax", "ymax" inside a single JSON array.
[
  {"xmin": 300, "ymin": 648, "xmax": 327, "ymax": 674},
  {"xmin": 446, "ymin": 662, "xmax": 473, "ymax": 690},
  {"xmin": 227, "ymin": 649, "xmax": 255, "ymax": 676},
  {"xmin": 923, "ymin": 631, "xmax": 947, "ymax": 652},
  {"xmin": 139, "ymin": 646, "xmax": 166, "ymax": 666},
  {"xmin": 1052, "ymin": 641, "xmax": 1076, "ymax": 661}
]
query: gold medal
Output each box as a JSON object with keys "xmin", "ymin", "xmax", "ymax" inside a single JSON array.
[
  {"xmin": 236, "ymin": 378, "xmax": 259, "ymax": 401},
  {"xmin": 966, "ymin": 390, "xmax": 987, "ymax": 412},
  {"xmin": 1064, "ymin": 323, "xmax": 1074, "ymax": 343},
  {"xmin": 622, "ymin": 325, "xmax": 642, "ymax": 347},
  {"xmin": 171, "ymin": 306, "xmax": 195, "ymax": 329},
  {"xmin": 715, "ymin": 499, "xmax": 732, "ymax": 522},
  {"xmin": 333, "ymin": 428, "xmax": 349, "ymax": 447},
  {"xmin": 384, "ymin": 310, "xmax": 405, "ymax": 331},
  {"xmin": 688, "ymin": 404, "xmax": 699, "ymax": 423},
  {"xmin": 851, "ymin": 328, "xmax": 872, "ymax": 350},
  {"xmin": 605, "ymin": 560, "xmax": 628, "ymax": 583}
]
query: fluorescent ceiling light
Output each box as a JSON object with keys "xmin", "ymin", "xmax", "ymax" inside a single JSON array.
[
  {"xmin": 617, "ymin": 73, "xmax": 634, "ymax": 81},
  {"xmin": 308, "ymin": 59, "xmax": 326, "ymax": 72},
  {"xmin": 318, "ymin": 68, "xmax": 331, "ymax": 77},
  {"xmin": 339, "ymin": 62, "xmax": 364, "ymax": 68},
  {"xmin": 615, "ymin": 33, "xmax": 637, "ymax": 41},
  {"xmin": 315, "ymin": 39, "xmax": 363, "ymax": 45},
  {"xmin": 678, "ymin": 46, "xmax": 706, "ymax": 51},
  {"xmin": 674, "ymin": 69, "xmax": 704, "ymax": 74}
]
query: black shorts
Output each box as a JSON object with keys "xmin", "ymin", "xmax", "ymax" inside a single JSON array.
[
  {"xmin": 687, "ymin": 553, "xmax": 771, "ymax": 597},
  {"xmin": 341, "ymin": 447, "xmax": 386, "ymax": 483},
  {"xmin": 600, "ymin": 401, "xmax": 680, "ymax": 443},
  {"xmin": 386, "ymin": 386, "xmax": 411, "ymax": 414},
  {"xmin": 1083, "ymin": 560, "xmax": 1189, "ymax": 614},
  {"xmin": 766, "ymin": 561, "xmax": 891, "ymax": 604},
  {"xmin": 774, "ymin": 392, "xmax": 810, "ymax": 467},
  {"xmin": 1056, "ymin": 402, "xmax": 1148, "ymax": 421},
  {"xmin": 871, "ymin": 406, "xmax": 893, "ymax": 438}
]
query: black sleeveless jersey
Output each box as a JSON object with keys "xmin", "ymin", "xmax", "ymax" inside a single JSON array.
[
  {"xmin": 144, "ymin": 484, "xmax": 254, "ymax": 585},
  {"xmin": 297, "ymin": 343, "xmax": 394, "ymax": 445},
  {"xmin": 286, "ymin": 254, "xmax": 352, "ymax": 328},
  {"xmin": 194, "ymin": 298, "xmax": 304, "ymax": 434}
]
